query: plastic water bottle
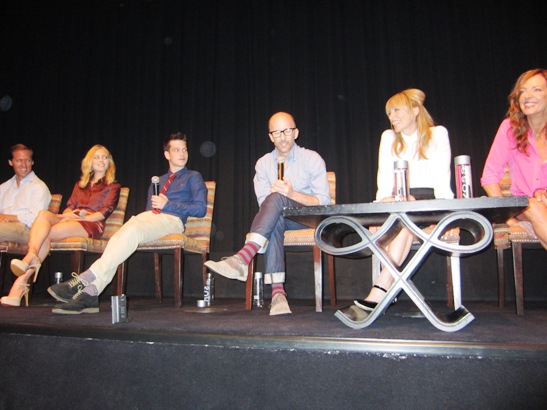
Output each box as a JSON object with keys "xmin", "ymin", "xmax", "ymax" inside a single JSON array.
[
  {"xmin": 203, "ymin": 272, "xmax": 213, "ymax": 306},
  {"xmin": 209, "ymin": 273, "xmax": 215, "ymax": 302},
  {"xmin": 253, "ymin": 272, "xmax": 264, "ymax": 307},
  {"xmin": 393, "ymin": 160, "xmax": 410, "ymax": 201},
  {"xmin": 54, "ymin": 272, "xmax": 63, "ymax": 284}
]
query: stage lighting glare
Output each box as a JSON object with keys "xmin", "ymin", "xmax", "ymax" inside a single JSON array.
[{"xmin": 0, "ymin": 95, "xmax": 12, "ymax": 112}]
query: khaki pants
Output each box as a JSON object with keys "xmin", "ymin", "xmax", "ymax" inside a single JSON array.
[
  {"xmin": 0, "ymin": 221, "xmax": 30, "ymax": 243},
  {"xmin": 90, "ymin": 211, "xmax": 184, "ymax": 294}
]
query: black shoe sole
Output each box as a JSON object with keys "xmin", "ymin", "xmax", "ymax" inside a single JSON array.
[
  {"xmin": 353, "ymin": 299, "xmax": 376, "ymax": 311},
  {"xmin": 51, "ymin": 307, "xmax": 99, "ymax": 315},
  {"xmin": 354, "ymin": 298, "xmax": 397, "ymax": 312}
]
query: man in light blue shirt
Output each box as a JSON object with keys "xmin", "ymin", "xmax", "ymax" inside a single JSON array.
[
  {"xmin": 206, "ymin": 112, "xmax": 330, "ymax": 315},
  {"xmin": 0, "ymin": 144, "xmax": 51, "ymax": 242}
]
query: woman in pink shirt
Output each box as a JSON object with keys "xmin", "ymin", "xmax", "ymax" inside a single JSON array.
[
  {"xmin": 481, "ymin": 68, "xmax": 547, "ymax": 249},
  {"xmin": 1, "ymin": 145, "xmax": 120, "ymax": 307}
]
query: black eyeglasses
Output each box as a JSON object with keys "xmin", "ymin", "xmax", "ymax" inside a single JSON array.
[{"xmin": 269, "ymin": 128, "xmax": 296, "ymax": 138}]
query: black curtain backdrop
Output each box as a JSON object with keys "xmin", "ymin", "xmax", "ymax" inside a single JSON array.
[{"xmin": 1, "ymin": 0, "xmax": 545, "ymax": 256}]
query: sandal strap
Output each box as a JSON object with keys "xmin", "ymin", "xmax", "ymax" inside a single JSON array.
[
  {"xmin": 29, "ymin": 252, "xmax": 41, "ymax": 265},
  {"xmin": 373, "ymin": 284, "xmax": 388, "ymax": 293}
]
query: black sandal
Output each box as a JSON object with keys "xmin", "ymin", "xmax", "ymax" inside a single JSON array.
[{"xmin": 354, "ymin": 285, "xmax": 397, "ymax": 311}]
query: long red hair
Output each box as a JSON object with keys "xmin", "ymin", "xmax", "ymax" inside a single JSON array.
[{"xmin": 507, "ymin": 68, "xmax": 547, "ymax": 154}]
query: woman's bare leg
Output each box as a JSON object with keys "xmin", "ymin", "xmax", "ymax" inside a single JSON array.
[
  {"xmin": 364, "ymin": 227, "xmax": 414, "ymax": 302},
  {"xmin": 8, "ymin": 219, "xmax": 88, "ymax": 297},
  {"xmin": 522, "ymin": 199, "xmax": 547, "ymax": 249},
  {"xmin": 22, "ymin": 210, "xmax": 61, "ymax": 265}
]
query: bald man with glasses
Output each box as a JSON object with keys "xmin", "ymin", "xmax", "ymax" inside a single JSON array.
[{"xmin": 205, "ymin": 112, "xmax": 330, "ymax": 315}]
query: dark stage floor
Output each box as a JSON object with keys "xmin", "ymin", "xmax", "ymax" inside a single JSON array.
[{"xmin": 1, "ymin": 295, "xmax": 546, "ymax": 360}]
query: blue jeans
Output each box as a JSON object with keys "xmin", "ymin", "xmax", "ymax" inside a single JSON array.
[{"xmin": 249, "ymin": 193, "xmax": 307, "ymax": 282}]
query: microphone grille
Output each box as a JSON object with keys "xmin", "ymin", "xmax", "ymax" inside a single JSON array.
[{"xmin": 151, "ymin": 176, "xmax": 160, "ymax": 184}]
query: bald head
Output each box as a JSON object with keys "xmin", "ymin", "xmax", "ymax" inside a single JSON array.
[
  {"xmin": 268, "ymin": 112, "xmax": 296, "ymax": 130},
  {"xmin": 268, "ymin": 112, "xmax": 299, "ymax": 156}
]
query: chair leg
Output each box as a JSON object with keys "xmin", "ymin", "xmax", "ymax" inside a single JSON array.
[
  {"xmin": 154, "ymin": 252, "xmax": 163, "ymax": 304},
  {"xmin": 512, "ymin": 242, "xmax": 524, "ymax": 315},
  {"xmin": 446, "ymin": 256, "xmax": 453, "ymax": 309},
  {"xmin": 313, "ymin": 246, "xmax": 322, "ymax": 312},
  {"xmin": 115, "ymin": 262, "xmax": 126, "ymax": 295},
  {"xmin": 245, "ymin": 256, "xmax": 255, "ymax": 310},
  {"xmin": 201, "ymin": 252, "xmax": 209, "ymax": 286},
  {"xmin": 497, "ymin": 247, "xmax": 506, "ymax": 308},
  {"xmin": 0, "ymin": 252, "xmax": 7, "ymax": 292},
  {"xmin": 40, "ymin": 257, "xmax": 52, "ymax": 290},
  {"xmin": 173, "ymin": 249, "xmax": 183, "ymax": 308},
  {"xmin": 447, "ymin": 255, "xmax": 461, "ymax": 309},
  {"xmin": 70, "ymin": 251, "xmax": 84, "ymax": 274},
  {"xmin": 328, "ymin": 254, "xmax": 336, "ymax": 306}
]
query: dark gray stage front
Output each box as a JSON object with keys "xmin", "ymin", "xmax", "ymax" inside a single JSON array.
[{"xmin": 1, "ymin": 293, "xmax": 546, "ymax": 410}]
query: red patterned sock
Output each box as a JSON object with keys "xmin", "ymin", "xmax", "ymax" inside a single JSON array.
[
  {"xmin": 271, "ymin": 282, "xmax": 286, "ymax": 298},
  {"xmin": 236, "ymin": 241, "xmax": 260, "ymax": 265}
]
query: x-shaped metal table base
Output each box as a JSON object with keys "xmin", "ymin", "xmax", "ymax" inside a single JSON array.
[{"xmin": 314, "ymin": 211, "xmax": 493, "ymax": 332}]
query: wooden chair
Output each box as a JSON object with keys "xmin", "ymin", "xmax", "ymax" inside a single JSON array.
[
  {"xmin": 493, "ymin": 166, "xmax": 512, "ymax": 310},
  {"xmin": 245, "ymin": 172, "xmax": 337, "ymax": 312},
  {"xmin": 49, "ymin": 187, "xmax": 130, "ymax": 279},
  {"xmin": 0, "ymin": 194, "xmax": 63, "ymax": 291},
  {"xmin": 494, "ymin": 167, "xmax": 542, "ymax": 315},
  {"xmin": 116, "ymin": 181, "xmax": 216, "ymax": 308}
]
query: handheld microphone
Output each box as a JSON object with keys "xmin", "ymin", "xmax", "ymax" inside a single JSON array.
[
  {"xmin": 151, "ymin": 176, "xmax": 160, "ymax": 213},
  {"xmin": 151, "ymin": 176, "xmax": 160, "ymax": 195},
  {"xmin": 277, "ymin": 158, "xmax": 284, "ymax": 180}
]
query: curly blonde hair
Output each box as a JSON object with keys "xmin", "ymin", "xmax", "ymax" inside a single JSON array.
[
  {"xmin": 79, "ymin": 145, "xmax": 116, "ymax": 188},
  {"xmin": 507, "ymin": 68, "xmax": 547, "ymax": 154},
  {"xmin": 385, "ymin": 89, "xmax": 436, "ymax": 160}
]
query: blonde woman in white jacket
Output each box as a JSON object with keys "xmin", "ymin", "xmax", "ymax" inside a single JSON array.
[{"xmin": 354, "ymin": 88, "xmax": 454, "ymax": 312}]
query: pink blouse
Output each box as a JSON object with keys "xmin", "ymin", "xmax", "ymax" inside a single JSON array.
[{"xmin": 481, "ymin": 118, "xmax": 547, "ymax": 197}]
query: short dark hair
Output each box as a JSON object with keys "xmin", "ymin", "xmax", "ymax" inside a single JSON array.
[
  {"xmin": 9, "ymin": 144, "xmax": 33, "ymax": 160},
  {"xmin": 163, "ymin": 132, "xmax": 188, "ymax": 151}
]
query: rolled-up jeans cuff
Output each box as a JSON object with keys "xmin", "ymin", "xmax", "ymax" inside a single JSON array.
[
  {"xmin": 246, "ymin": 232, "xmax": 268, "ymax": 252},
  {"xmin": 264, "ymin": 272, "xmax": 285, "ymax": 284}
]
